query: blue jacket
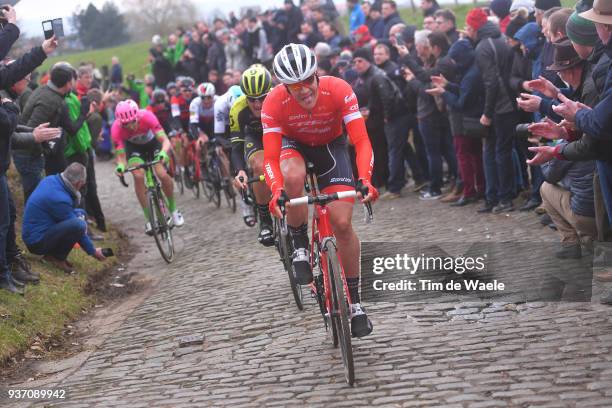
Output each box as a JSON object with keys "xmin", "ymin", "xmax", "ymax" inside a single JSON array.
[
  {"xmin": 22, "ymin": 175, "xmax": 95, "ymax": 255},
  {"xmin": 576, "ymin": 40, "xmax": 612, "ymax": 139},
  {"xmin": 349, "ymin": 4, "xmax": 365, "ymax": 33},
  {"xmin": 366, "ymin": 16, "xmax": 385, "ymax": 40},
  {"xmin": 542, "ymin": 158, "xmax": 595, "ymax": 218},
  {"xmin": 442, "ymin": 63, "xmax": 485, "ymax": 119}
]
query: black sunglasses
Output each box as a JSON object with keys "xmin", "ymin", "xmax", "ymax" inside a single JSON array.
[{"xmin": 247, "ymin": 94, "xmax": 267, "ymax": 102}]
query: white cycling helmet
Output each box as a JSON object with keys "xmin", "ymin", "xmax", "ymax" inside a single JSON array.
[
  {"xmin": 273, "ymin": 43, "xmax": 318, "ymax": 84},
  {"xmin": 197, "ymin": 82, "xmax": 216, "ymax": 97}
]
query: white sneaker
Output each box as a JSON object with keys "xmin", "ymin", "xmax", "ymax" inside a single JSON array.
[
  {"xmin": 172, "ymin": 210, "xmax": 185, "ymax": 227},
  {"xmin": 350, "ymin": 303, "xmax": 373, "ymax": 338}
]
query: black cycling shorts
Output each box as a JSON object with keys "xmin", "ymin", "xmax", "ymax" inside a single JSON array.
[
  {"xmin": 244, "ymin": 132, "xmax": 263, "ymax": 162},
  {"xmin": 125, "ymin": 138, "xmax": 162, "ymax": 165},
  {"xmin": 281, "ymin": 134, "xmax": 355, "ymax": 191}
]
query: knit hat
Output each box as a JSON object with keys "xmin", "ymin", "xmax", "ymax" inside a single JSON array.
[
  {"xmin": 466, "ymin": 8, "xmax": 489, "ymax": 31},
  {"xmin": 534, "ymin": 0, "xmax": 561, "ymax": 11},
  {"xmin": 352, "ymin": 24, "xmax": 370, "ymax": 36},
  {"xmin": 353, "ymin": 46, "xmax": 373, "ymax": 62},
  {"xmin": 566, "ymin": 11, "xmax": 599, "ymax": 46},
  {"xmin": 510, "ymin": 0, "xmax": 535, "ymax": 14},
  {"xmin": 490, "ymin": 0, "xmax": 512, "ymax": 19},
  {"xmin": 505, "ymin": 15, "xmax": 528, "ymax": 38}
]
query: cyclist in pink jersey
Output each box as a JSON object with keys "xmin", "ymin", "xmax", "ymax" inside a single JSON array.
[{"xmin": 112, "ymin": 100, "xmax": 185, "ymax": 234}]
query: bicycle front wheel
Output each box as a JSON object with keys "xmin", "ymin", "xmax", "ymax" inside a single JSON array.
[
  {"xmin": 148, "ymin": 189, "xmax": 175, "ymax": 263},
  {"xmin": 275, "ymin": 219, "xmax": 303, "ymax": 311},
  {"xmin": 325, "ymin": 239, "xmax": 354, "ymax": 386},
  {"xmin": 223, "ymin": 180, "xmax": 236, "ymax": 213}
]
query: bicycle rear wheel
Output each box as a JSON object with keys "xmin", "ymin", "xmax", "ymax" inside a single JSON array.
[
  {"xmin": 148, "ymin": 189, "xmax": 175, "ymax": 263},
  {"xmin": 209, "ymin": 158, "xmax": 222, "ymax": 208},
  {"xmin": 223, "ymin": 180, "xmax": 236, "ymax": 213},
  {"xmin": 325, "ymin": 239, "xmax": 354, "ymax": 386},
  {"xmin": 200, "ymin": 156, "xmax": 215, "ymax": 201},
  {"xmin": 275, "ymin": 219, "xmax": 303, "ymax": 310}
]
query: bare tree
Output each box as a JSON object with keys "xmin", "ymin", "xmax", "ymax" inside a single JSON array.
[{"xmin": 124, "ymin": 0, "xmax": 199, "ymax": 39}]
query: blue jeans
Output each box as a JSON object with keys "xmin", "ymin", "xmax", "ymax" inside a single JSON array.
[
  {"xmin": 483, "ymin": 136, "xmax": 499, "ymax": 204},
  {"xmin": 12, "ymin": 153, "xmax": 44, "ymax": 203},
  {"xmin": 597, "ymin": 161, "xmax": 612, "ymax": 225},
  {"xmin": 492, "ymin": 112, "xmax": 518, "ymax": 203},
  {"xmin": 406, "ymin": 114, "xmax": 428, "ymax": 182},
  {"xmin": 384, "ymin": 115, "xmax": 410, "ymax": 193},
  {"xmin": 419, "ymin": 117, "xmax": 457, "ymax": 194},
  {"xmin": 26, "ymin": 218, "xmax": 87, "ymax": 261}
]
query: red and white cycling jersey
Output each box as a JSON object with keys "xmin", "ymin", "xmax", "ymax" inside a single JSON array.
[
  {"xmin": 261, "ymin": 76, "xmax": 362, "ymax": 146},
  {"xmin": 261, "ymin": 76, "xmax": 373, "ymax": 193}
]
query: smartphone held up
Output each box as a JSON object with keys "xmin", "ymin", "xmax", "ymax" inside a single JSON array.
[{"xmin": 42, "ymin": 18, "xmax": 64, "ymax": 40}]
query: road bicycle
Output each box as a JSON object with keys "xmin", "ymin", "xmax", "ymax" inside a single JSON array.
[
  {"xmin": 168, "ymin": 131, "xmax": 184, "ymax": 195},
  {"xmin": 183, "ymin": 138, "xmax": 202, "ymax": 199},
  {"xmin": 119, "ymin": 159, "xmax": 175, "ymax": 263},
  {"xmin": 278, "ymin": 163, "xmax": 373, "ymax": 385},
  {"xmin": 200, "ymin": 137, "xmax": 236, "ymax": 212},
  {"xmin": 241, "ymin": 175, "xmax": 303, "ymax": 310}
]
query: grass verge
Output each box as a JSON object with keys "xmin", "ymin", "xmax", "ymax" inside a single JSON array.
[{"xmin": 0, "ymin": 167, "xmax": 125, "ymax": 366}]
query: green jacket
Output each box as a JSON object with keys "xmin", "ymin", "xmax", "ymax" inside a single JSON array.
[
  {"xmin": 163, "ymin": 37, "xmax": 185, "ymax": 66},
  {"xmin": 127, "ymin": 78, "xmax": 149, "ymax": 108},
  {"xmin": 64, "ymin": 92, "xmax": 91, "ymax": 157}
]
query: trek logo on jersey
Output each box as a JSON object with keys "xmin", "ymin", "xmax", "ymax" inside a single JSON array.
[
  {"xmin": 349, "ymin": 104, "xmax": 359, "ymax": 111},
  {"xmin": 344, "ymin": 93, "xmax": 356, "ymax": 104},
  {"xmin": 261, "ymin": 112, "xmax": 273, "ymax": 120},
  {"xmin": 265, "ymin": 163, "xmax": 275, "ymax": 180}
]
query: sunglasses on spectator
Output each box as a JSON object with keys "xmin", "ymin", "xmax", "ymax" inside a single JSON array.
[
  {"xmin": 286, "ymin": 74, "xmax": 317, "ymax": 92},
  {"xmin": 247, "ymin": 94, "xmax": 267, "ymax": 103}
]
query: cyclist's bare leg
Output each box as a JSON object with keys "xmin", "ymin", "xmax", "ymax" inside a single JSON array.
[
  {"xmin": 172, "ymin": 137, "xmax": 184, "ymax": 167},
  {"xmin": 280, "ymin": 156, "xmax": 308, "ymax": 227},
  {"xmin": 249, "ymin": 151, "xmax": 271, "ymax": 204},
  {"xmin": 181, "ymin": 133, "xmax": 190, "ymax": 167},
  {"xmin": 217, "ymin": 146, "xmax": 231, "ymax": 179},
  {"xmin": 153, "ymin": 163, "xmax": 175, "ymax": 201},
  {"xmin": 132, "ymin": 169, "xmax": 147, "ymax": 210},
  {"xmin": 328, "ymin": 201, "xmax": 359, "ymax": 279}
]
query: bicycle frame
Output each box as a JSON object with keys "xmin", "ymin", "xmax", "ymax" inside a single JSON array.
[{"xmin": 306, "ymin": 181, "xmax": 353, "ymax": 317}]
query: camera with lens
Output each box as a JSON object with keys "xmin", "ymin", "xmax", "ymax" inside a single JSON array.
[{"xmin": 515, "ymin": 123, "xmax": 532, "ymax": 139}]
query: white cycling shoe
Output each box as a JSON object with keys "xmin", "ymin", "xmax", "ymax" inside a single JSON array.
[
  {"xmin": 350, "ymin": 303, "xmax": 373, "ymax": 338},
  {"xmin": 172, "ymin": 210, "xmax": 185, "ymax": 227}
]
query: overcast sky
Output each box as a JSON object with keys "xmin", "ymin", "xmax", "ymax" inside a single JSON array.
[{"xmin": 15, "ymin": 0, "xmax": 445, "ymax": 38}]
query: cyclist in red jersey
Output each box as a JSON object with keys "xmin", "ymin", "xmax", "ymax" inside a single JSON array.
[
  {"xmin": 170, "ymin": 77, "xmax": 195, "ymax": 171},
  {"xmin": 147, "ymin": 89, "xmax": 173, "ymax": 134},
  {"xmin": 263, "ymin": 43, "xmax": 379, "ymax": 338}
]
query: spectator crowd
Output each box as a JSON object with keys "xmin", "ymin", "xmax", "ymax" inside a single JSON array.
[{"xmin": 2, "ymin": 0, "xmax": 612, "ymax": 305}]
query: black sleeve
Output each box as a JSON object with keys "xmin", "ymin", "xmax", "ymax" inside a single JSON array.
[
  {"xmin": 0, "ymin": 23, "xmax": 20, "ymax": 61},
  {"xmin": 372, "ymin": 75, "xmax": 396, "ymax": 121},
  {"xmin": 561, "ymin": 134, "xmax": 610, "ymax": 162},
  {"xmin": 0, "ymin": 46, "xmax": 47, "ymax": 90},
  {"xmin": 58, "ymin": 103, "xmax": 86, "ymax": 136},
  {"xmin": 230, "ymin": 139, "xmax": 246, "ymax": 174},
  {"xmin": 541, "ymin": 158, "xmax": 572, "ymax": 184},
  {"xmin": 0, "ymin": 101, "xmax": 19, "ymax": 135}
]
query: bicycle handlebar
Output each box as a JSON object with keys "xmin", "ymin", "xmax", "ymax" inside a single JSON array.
[
  {"xmin": 239, "ymin": 174, "xmax": 265, "ymax": 185},
  {"xmin": 117, "ymin": 159, "xmax": 163, "ymax": 188},
  {"xmin": 282, "ymin": 189, "xmax": 374, "ymax": 224}
]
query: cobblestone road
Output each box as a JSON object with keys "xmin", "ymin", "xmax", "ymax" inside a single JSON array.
[{"xmin": 15, "ymin": 161, "xmax": 612, "ymax": 407}]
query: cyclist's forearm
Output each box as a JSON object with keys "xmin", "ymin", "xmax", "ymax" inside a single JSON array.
[
  {"xmin": 346, "ymin": 118, "xmax": 374, "ymax": 183},
  {"xmin": 262, "ymin": 132, "xmax": 283, "ymax": 192},
  {"xmin": 231, "ymin": 140, "xmax": 246, "ymax": 174},
  {"xmin": 116, "ymin": 152, "xmax": 127, "ymax": 166}
]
